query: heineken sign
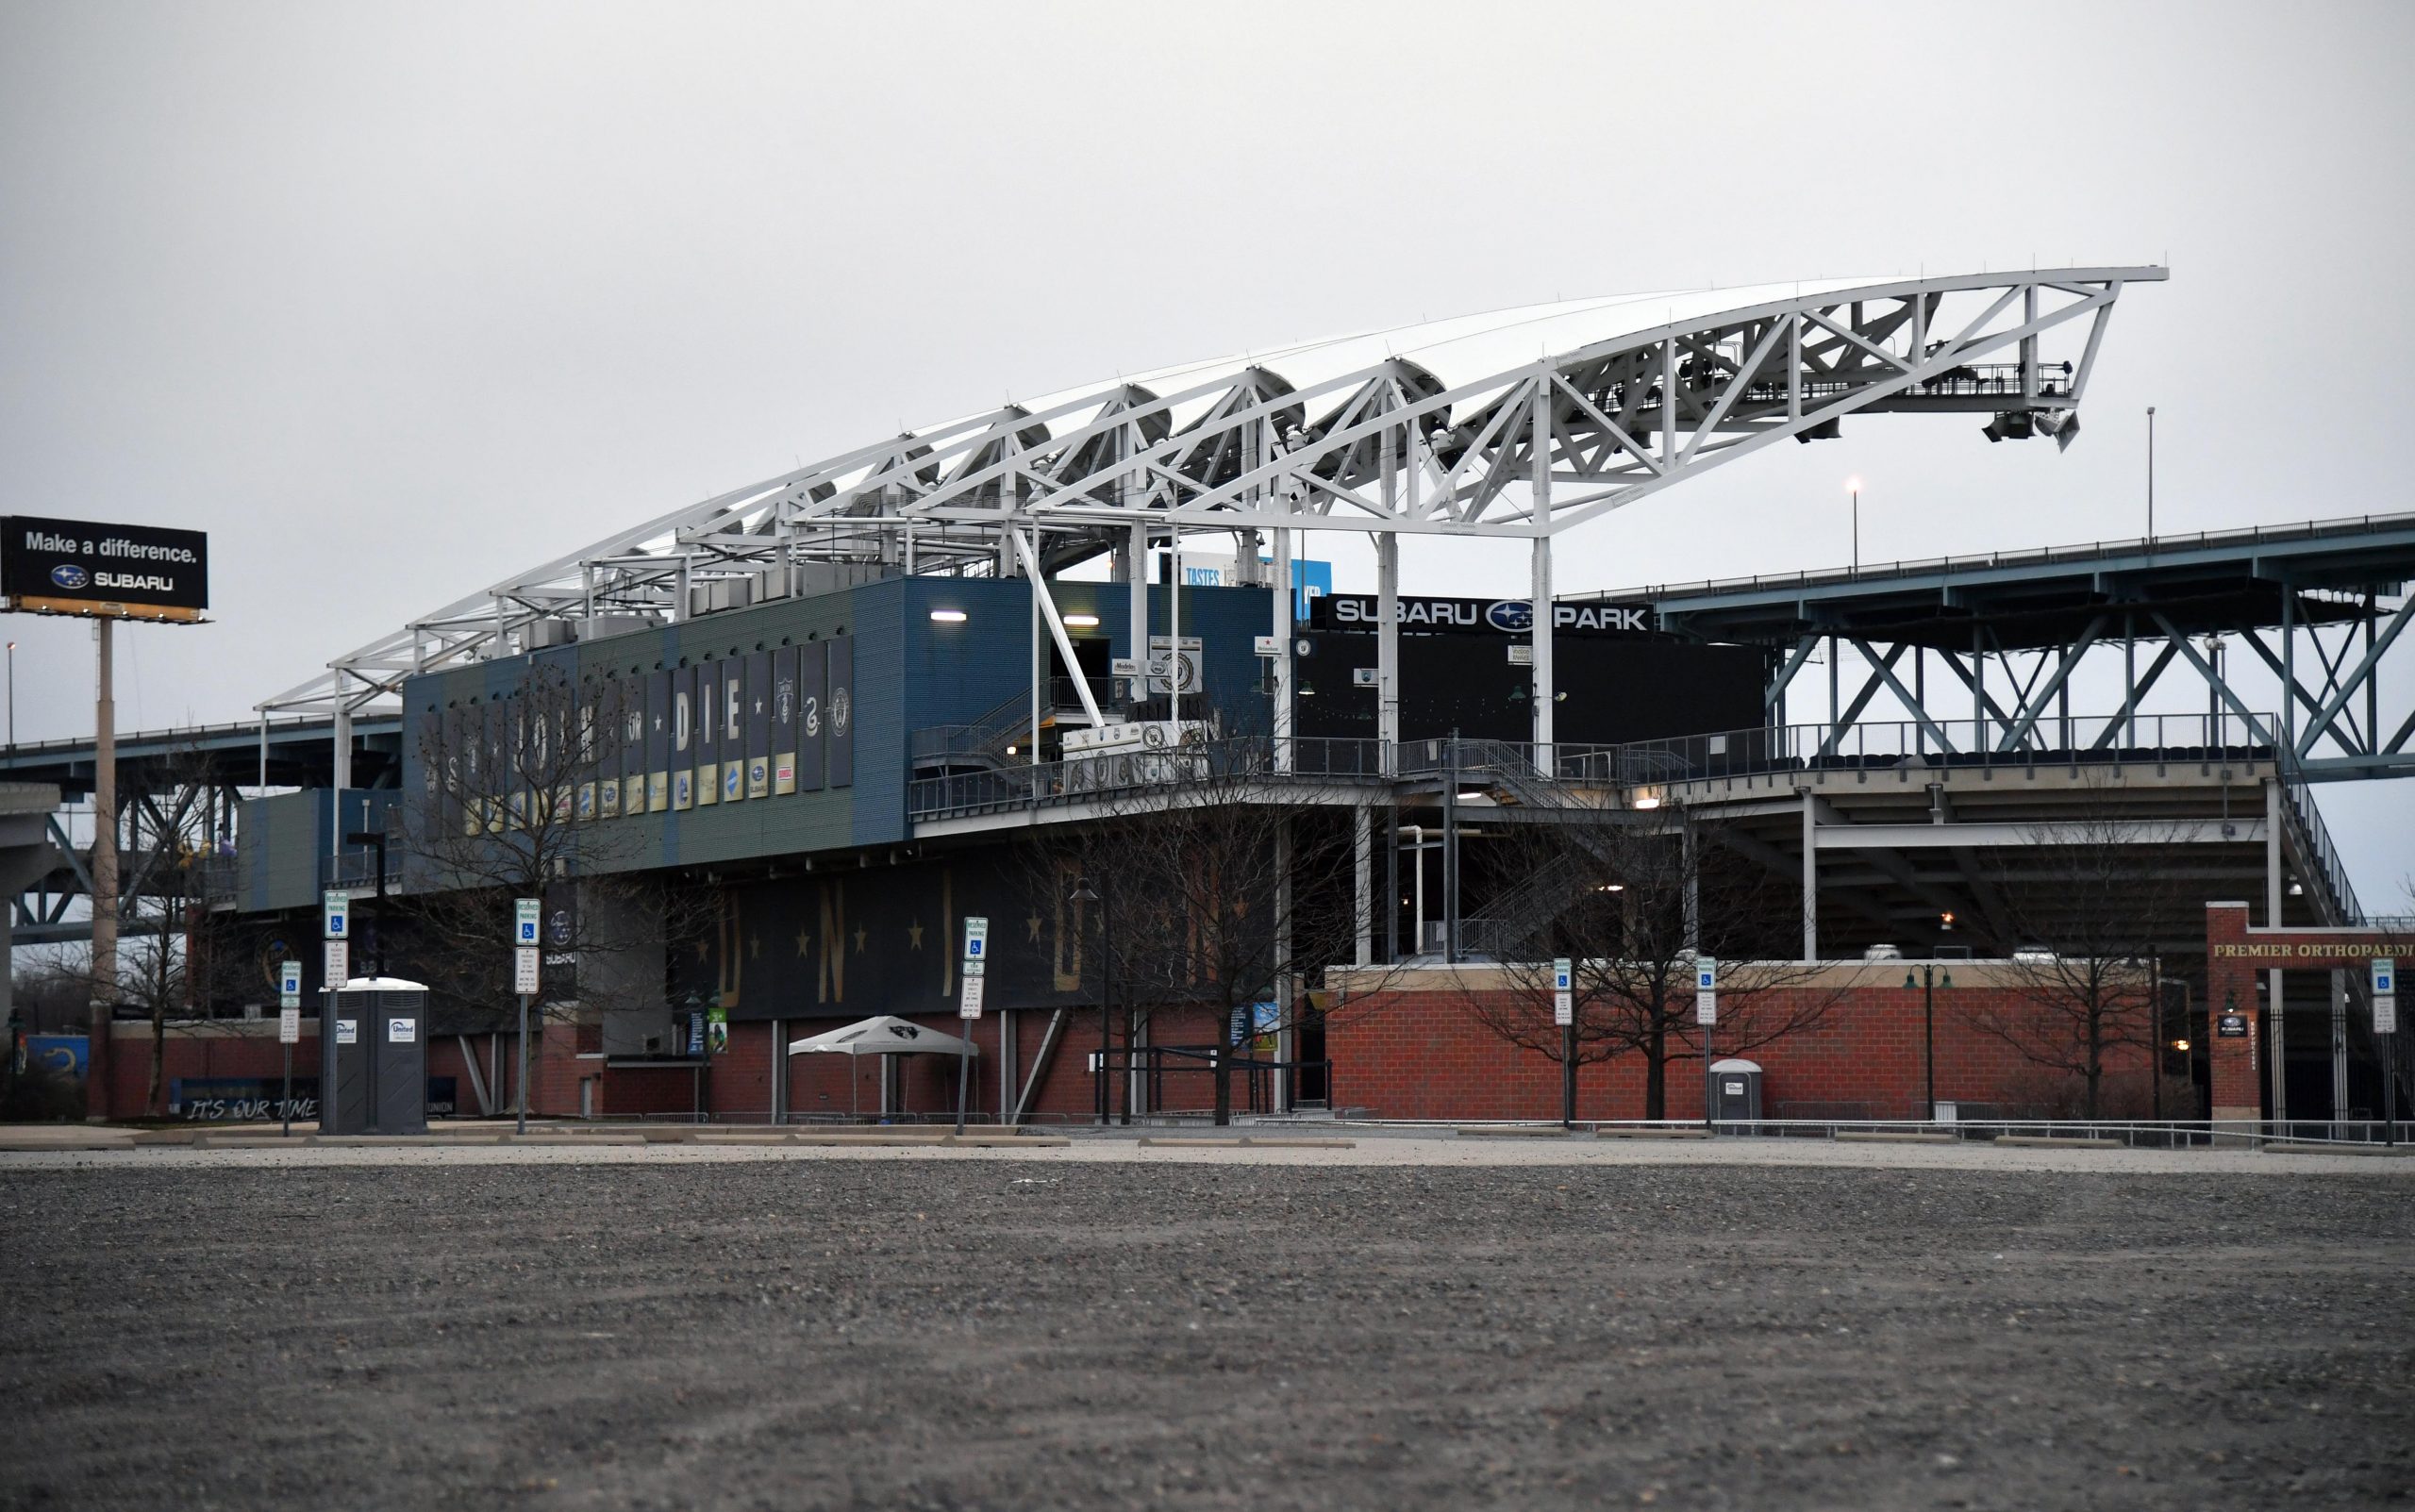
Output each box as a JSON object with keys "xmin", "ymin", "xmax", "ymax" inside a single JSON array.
[{"xmin": 2, "ymin": 515, "xmax": 208, "ymax": 622}]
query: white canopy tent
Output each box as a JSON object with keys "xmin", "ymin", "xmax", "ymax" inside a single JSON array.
[{"xmin": 788, "ymin": 1016, "xmax": 977, "ymax": 1120}]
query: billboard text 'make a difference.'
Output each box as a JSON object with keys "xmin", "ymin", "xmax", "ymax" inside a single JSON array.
[{"xmin": 2, "ymin": 515, "xmax": 208, "ymax": 621}]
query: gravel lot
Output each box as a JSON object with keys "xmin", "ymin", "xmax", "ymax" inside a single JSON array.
[{"xmin": 3, "ymin": 1153, "xmax": 2409, "ymax": 1510}]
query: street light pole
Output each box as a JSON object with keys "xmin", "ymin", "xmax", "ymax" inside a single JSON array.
[
  {"xmin": 1845, "ymin": 478, "xmax": 1863, "ymax": 571},
  {"xmin": 1907, "ymin": 965, "xmax": 1952, "ymax": 1122}
]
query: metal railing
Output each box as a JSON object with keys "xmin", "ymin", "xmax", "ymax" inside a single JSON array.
[
  {"xmin": 909, "ymin": 677, "xmax": 1111, "ymax": 770},
  {"xmin": 908, "ymin": 736, "xmax": 1390, "ymax": 820},
  {"xmin": 1582, "ymin": 507, "xmax": 2415, "ymax": 603},
  {"xmin": 1606, "ymin": 710, "xmax": 2282, "ymax": 786}
]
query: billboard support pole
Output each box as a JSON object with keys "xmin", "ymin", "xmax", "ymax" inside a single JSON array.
[{"xmin": 88, "ymin": 616, "xmax": 116, "ymax": 1122}]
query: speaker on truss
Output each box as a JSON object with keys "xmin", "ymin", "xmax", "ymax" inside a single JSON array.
[
  {"xmin": 2035, "ymin": 409, "xmax": 2082, "ymax": 452},
  {"xmin": 1792, "ymin": 417, "xmax": 1842, "ymax": 444},
  {"xmin": 1980, "ymin": 410, "xmax": 2037, "ymax": 443}
]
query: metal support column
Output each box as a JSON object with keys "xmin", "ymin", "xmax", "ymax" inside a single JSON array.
[
  {"xmin": 1800, "ymin": 788, "xmax": 1818, "ymax": 963},
  {"xmin": 1531, "ymin": 535, "xmax": 1555, "ymax": 768},
  {"xmin": 1128, "ymin": 522, "xmax": 1149, "ymax": 705},
  {"xmin": 2331, "ymin": 969, "xmax": 2350, "ymax": 1132},
  {"xmin": 1272, "ymin": 480, "xmax": 1294, "ymax": 771},
  {"xmin": 1375, "ymin": 535, "xmax": 1400, "ymax": 769},
  {"xmin": 1529, "ymin": 380, "xmax": 1554, "ymax": 769},
  {"xmin": 89, "ymin": 618, "xmax": 117, "ymax": 1121},
  {"xmin": 2266, "ymin": 777, "xmax": 2286, "ymax": 1124},
  {"xmin": 332, "ymin": 706, "xmax": 354, "ymax": 794}
]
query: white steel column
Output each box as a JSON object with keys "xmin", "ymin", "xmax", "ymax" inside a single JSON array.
[
  {"xmin": 1800, "ymin": 788, "xmax": 1819, "ymax": 962},
  {"xmin": 1271, "ymin": 430, "xmax": 1294, "ymax": 768},
  {"xmin": 1128, "ymin": 522, "xmax": 1149, "ymax": 705},
  {"xmin": 1169, "ymin": 527, "xmax": 1182, "ymax": 728},
  {"xmin": 1531, "ymin": 536, "xmax": 1555, "ymax": 765},
  {"xmin": 1530, "ymin": 380, "xmax": 1555, "ymax": 767},
  {"xmin": 332, "ymin": 706, "xmax": 354, "ymax": 794},
  {"xmin": 1375, "ymin": 535, "xmax": 1400, "ymax": 763}
]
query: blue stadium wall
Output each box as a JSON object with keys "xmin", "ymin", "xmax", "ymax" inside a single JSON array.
[{"xmin": 392, "ymin": 575, "xmax": 1275, "ymax": 875}]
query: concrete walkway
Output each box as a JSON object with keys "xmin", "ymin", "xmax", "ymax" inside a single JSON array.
[{"xmin": 2, "ymin": 1125, "xmax": 2407, "ymax": 1176}]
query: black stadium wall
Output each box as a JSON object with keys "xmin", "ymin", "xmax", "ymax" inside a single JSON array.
[{"xmin": 1291, "ymin": 595, "xmax": 1767, "ymax": 745}]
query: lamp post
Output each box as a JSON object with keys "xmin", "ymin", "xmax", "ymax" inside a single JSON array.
[
  {"xmin": 342, "ymin": 821, "xmax": 388, "ymax": 978},
  {"xmin": 1846, "ymin": 477, "xmax": 1862, "ymax": 571},
  {"xmin": 1905, "ymin": 964, "xmax": 1954, "ymax": 1121},
  {"xmin": 6, "ymin": 640, "xmax": 13, "ymax": 747},
  {"xmin": 1070, "ymin": 878, "xmax": 1106, "ymax": 1124}
]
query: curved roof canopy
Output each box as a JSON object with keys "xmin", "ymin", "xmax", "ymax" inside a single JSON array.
[{"xmin": 268, "ymin": 266, "xmax": 2162, "ymax": 714}]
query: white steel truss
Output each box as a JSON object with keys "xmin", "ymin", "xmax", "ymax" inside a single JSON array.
[{"xmin": 264, "ymin": 268, "xmax": 2161, "ymax": 715}]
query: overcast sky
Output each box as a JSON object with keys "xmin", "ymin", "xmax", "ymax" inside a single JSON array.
[{"xmin": 3, "ymin": 0, "xmax": 2411, "ymax": 893}]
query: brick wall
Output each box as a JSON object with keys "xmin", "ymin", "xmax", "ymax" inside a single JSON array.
[{"xmin": 1326, "ymin": 962, "xmax": 2161, "ymax": 1122}]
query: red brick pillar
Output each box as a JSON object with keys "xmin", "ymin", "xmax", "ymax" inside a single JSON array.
[{"xmin": 2206, "ymin": 903, "xmax": 2260, "ymax": 1125}]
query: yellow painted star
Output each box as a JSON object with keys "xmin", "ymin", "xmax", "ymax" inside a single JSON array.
[
  {"xmin": 1025, "ymin": 911, "xmax": 1043, "ymax": 942},
  {"xmin": 853, "ymin": 924, "xmax": 867, "ymax": 955},
  {"xmin": 907, "ymin": 920, "xmax": 924, "ymax": 950},
  {"xmin": 748, "ymin": 934, "xmax": 761, "ymax": 960},
  {"xmin": 794, "ymin": 927, "xmax": 813, "ymax": 958}
]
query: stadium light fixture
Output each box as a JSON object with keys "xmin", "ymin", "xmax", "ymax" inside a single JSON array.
[{"xmin": 1631, "ymin": 793, "xmax": 1661, "ymax": 809}]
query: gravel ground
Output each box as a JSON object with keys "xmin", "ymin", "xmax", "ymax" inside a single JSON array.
[{"xmin": 3, "ymin": 1155, "xmax": 2409, "ymax": 1511}]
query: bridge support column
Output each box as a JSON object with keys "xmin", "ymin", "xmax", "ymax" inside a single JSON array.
[
  {"xmin": 332, "ymin": 706, "xmax": 353, "ymax": 794},
  {"xmin": 2332, "ymin": 968, "xmax": 2350, "ymax": 1132},
  {"xmin": 1799, "ymin": 788, "xmax": 1818, "ymax": 962}
]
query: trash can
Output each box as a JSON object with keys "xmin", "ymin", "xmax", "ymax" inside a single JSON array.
[
  {"xmin": 1708, "ymin": 1057, "xmax": 1762, "ymax": 1133},
  {"xmin": 320, "ymin": 978, "xmax": 430, "ymax": 1136}
]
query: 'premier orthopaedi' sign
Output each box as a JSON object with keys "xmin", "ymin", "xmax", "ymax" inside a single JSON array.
[{"xmin": 1, "ymin": 514, "xmax": 209, "ymax": 621}]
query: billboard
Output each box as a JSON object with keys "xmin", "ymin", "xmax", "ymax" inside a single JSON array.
[{"xmin": 2, "ymin": 515, "xmax": 208, "ymax": 621}]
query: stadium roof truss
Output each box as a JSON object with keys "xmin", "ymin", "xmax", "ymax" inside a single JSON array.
[{"xmin": 265, "ymin": 268, "xmax": 2163, "ymax": 716}]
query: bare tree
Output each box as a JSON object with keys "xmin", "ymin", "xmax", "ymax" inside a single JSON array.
[
  {"xmin": 1974, "ymin": 791, "xmax": 2185, "ymax": 1120},
  {"xmin": 1031, "ymin": 737, "xmax": 1397, "ymax": 1125},
  {"xmin": 1462, "ymin": 798, "xmax": 1841, "ymax": 1121},
  {"xmin": 395, "ymin": 662, "xmax": 711, "ymax": 1109}
]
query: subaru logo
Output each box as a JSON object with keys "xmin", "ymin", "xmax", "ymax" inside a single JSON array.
[
  {"xmin": 49, "ymin": 563, "xmax": 89, "ymax": 590},
  {"xmin": 1485, "ymin": 600, "xmax": 1533, "ymax": 632}
]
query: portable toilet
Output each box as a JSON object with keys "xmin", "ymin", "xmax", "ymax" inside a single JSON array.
[
  {"xmin": 1708, "ymin": 1057, "xmax": 1763, "ymax": 1133},
  {"xmin": 320, "ymin": 978, "xmax": 431, "ymax": 1136}
]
